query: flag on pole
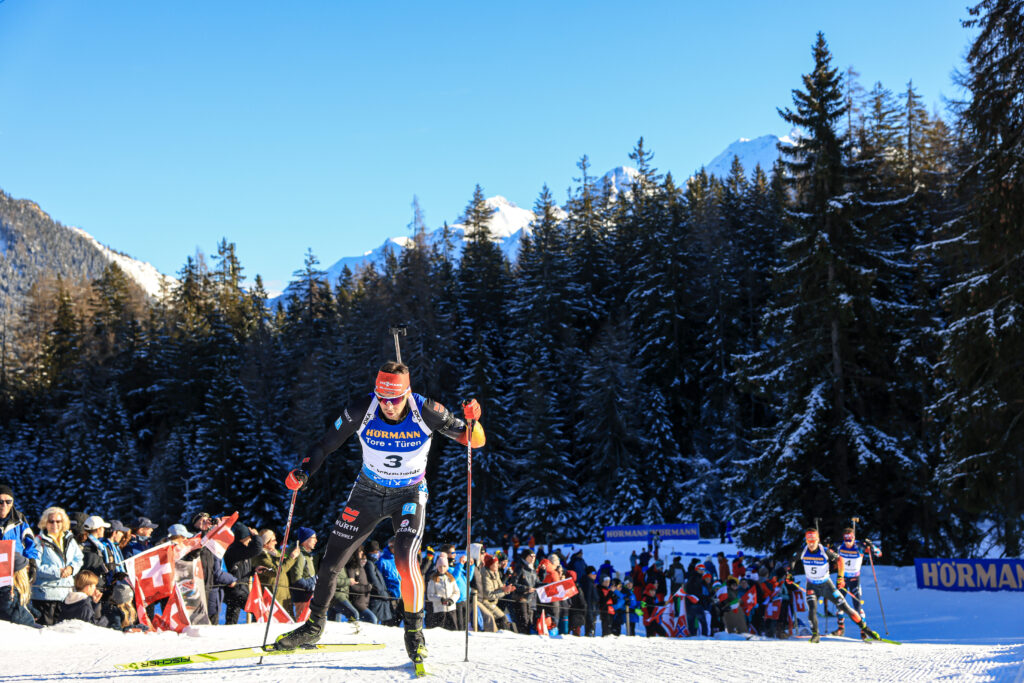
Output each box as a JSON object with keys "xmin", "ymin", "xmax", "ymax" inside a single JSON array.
[
  {"xmin": 0, "ymin": 540, "xmax": 14, "ymax": 588},
  {"xmin": 202, "ymin": 512, "xmax": 238, "ymax": 559},
  {"xmin": 128, "ymin": 542, "xmax": 177, "ymax": 603},
  {"xmin": 245, "ymin": 572, "xmax": 267, "ymax": 622},
  {"xmin": 296, "ymin": 600, "xmax": 311, "ymax": 622},
  {"xmin": 793, "ymin": 587, "xmax": 807, "ymax": 612},
  {"xmin": 133, "ymin": 577, "xmax": 154, "ymax": 630},
  {"xmin": 263, "ymin": 588, "xmax": 295, "ymax": 624},
  {"xmin": 154, "ymin": 583, "xmax": 191, "ymax": 633},
  {"xmin": 535, "ymin": 578, "xmax": 579, "ymax": 603}
]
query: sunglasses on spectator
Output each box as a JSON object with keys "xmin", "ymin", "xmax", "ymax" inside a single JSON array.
[
  {"xmin": 376, "ymin": 393, "xmax": 406, "ymax": 406},
  {"xmin": 843, "ymin": 534, "xmax": 854, "ymax": 540},
  {"xmin": 46, "ymin": 519, "xmax": 61, "ymax": 525},
  {"xmin": 0, "ymin": 498, "xmax": 13, "ymax": 506}
]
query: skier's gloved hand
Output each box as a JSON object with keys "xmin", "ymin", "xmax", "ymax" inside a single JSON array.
[
  {"xmin": 836, "ymin": 576, "xmax": 846, "ymax": 589},
  {"xmin": 463, "ymin": 399, "xmax": 481, "ymax": 422},
  {"xmin": 285, "ymin": 469, "xmax": 309, "ymax": 491}
]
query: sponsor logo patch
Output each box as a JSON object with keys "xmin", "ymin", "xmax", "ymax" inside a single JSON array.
[
  {"xmin": 402, "ymin": 503, "xmax": 417, "ymax": 515},
  {"xmin": 342, "ymin": 507, "xmax": 360, "ymax": 523},
  {"xmin": 335, "ymin": 416, "xmax": 344, "ymax": 430},
  {"xmin": 401, "ymin": 519, "xmax": 410, "ymax": 528}
]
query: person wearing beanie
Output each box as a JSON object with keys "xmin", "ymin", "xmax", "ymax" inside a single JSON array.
[
  {"xmin": 0, "ymin": 551, "xmax": 38, "ymax": 627},
  {"xmin": 425, "ymin": 552, "xmax": 459, "ymax": 630},
  {"xmin": 101, "ymin": 581, "xmax": 147, "ymax": 632},
  {"xmin": 684, "ymin": 565, "xmax": 714, "ymax": 637},
  {"xmin": 477, "ymin": 553, "xmax": 513, "ymax": 632},
  {"xmin": 580, "ymin": 565, "xmax": 599, "ymax": 637},
  {"xmin": 276, "ymin": 360, "xmax": 487, "ymax": 670},
  {"xmin": 287, "ymin": 528, "xmax": 318, "ymax": 618},
  {"xmin": 222, "ymin": 521, "xmax": 263, "ymax": 625},
  {"xmin": 510, "ymin": 548, "xmax": 539, "ymax": 635}
]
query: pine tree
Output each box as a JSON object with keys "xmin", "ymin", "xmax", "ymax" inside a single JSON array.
[{"xmin": 935, "ymin": 0, "xmax": 1024, "ymax": 556}]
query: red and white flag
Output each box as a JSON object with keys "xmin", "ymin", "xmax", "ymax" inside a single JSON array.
[
  {"xmin": 202, "ymin": 512, "xmax": 238, "ymax": 559},
  {"xmin": 0, "ymin": 540, "xmax": 14, "ymax": 588},
  {"xmin": 263, "ymin": 588, "xmax": 295, "ymax": 624},
  {"xmin": 793, "ymin": 587, "xmax": 807, "ymax": 612},
  {"xmin": 133, "ymin": 577, "xmax": 154, "ymax": 630},
  {"xmin": 245, "ymin": 572, "xmax": 268, "ymax": 623},
  {"xmin": 296, "ymin": 601, "xmax": 311, "ymax": 622},
  {"xmin": 741, "ymin": 586, "xmax": 758, "ymax": 615},
  {"xmin": 128, "ymin": 542, "xmax": 177, "ymax": 603},
  {"xmin": 535, "ymin": 578, "xmax": 578, "ymax": 604},
  {"xmin": 154, "ymin": 584, "xmax": 191, "ymax": 633}
]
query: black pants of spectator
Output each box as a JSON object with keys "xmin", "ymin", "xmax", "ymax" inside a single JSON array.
[
  {"xmin": 428, "ymin": 609, "xmax": 458, "ymax": 630},
  {"xmin": 646, "ymin": 619, "xmax": 666, "ymax": 637},
  {"xmin": 32, "ymin": 599, "xmax": 62, "ymax": 626},
  {"xmin": 611, "ymin": 610, "xmax": 625, "ymax": 635},
  {"xmin": 224, "ymin": 585, "xmax": 249, "ymax": 625},
  {"xmin": 514, "ymin": 599, "xmax": 534, "ymax": 634},
  {"xmin": 687, "ymin": 603, "xmax": 710, "ymax": 636},
  {"xmin": 585, "ymin": 607, "xmax": 597, "ymax": 636},
  {"xmin": 600, "ymin": 610, "xmax": 614, "ymax": 636}
]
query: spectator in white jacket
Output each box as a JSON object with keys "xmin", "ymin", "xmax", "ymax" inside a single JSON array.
[{"xmin": 426, "ymin": 553, "xmax": 459, "ymax": 630}]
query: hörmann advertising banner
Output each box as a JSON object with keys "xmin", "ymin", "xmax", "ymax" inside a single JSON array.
[
  {"xmin": 915, "ymin": 558, "xmax": 1024, "ymax": 592},
  {"xmin": 604, "ymin": 524, "xmax": 700, "ymax": 542}
]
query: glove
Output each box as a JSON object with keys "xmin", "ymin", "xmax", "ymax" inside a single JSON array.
[
  {"xmin": 837, "ymin": 577, "xmax": 846, "ymax": 589},
  {"xmin": 285, "ymin": 469, "xmax": 308, "ymax": 491},
  {"xmin": 463, "ymin": 399, "xmax": 481, "ymax": 421}
]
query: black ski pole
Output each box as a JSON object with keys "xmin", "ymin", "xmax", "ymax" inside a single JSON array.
[
  {"xmin": 464, "ymin": 413, "xmax": 475, "ymax": 663},
  {"xmin": 259, "ymin": 488, "xmax": 299, "ymax": 664}
]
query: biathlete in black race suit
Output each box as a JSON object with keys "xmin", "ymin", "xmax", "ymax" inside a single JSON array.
[
  {"xmin": 796, "ymin": 528, "xmax": 878, "ymax": 643},
  {"xmin": 275, "ymin": 361, "xmax": 485, "ymax": 665}
]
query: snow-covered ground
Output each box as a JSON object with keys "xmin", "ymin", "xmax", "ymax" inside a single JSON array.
[{"xmin": 5, "ymin": 538, "xmax": 1024, "ymax": 682}]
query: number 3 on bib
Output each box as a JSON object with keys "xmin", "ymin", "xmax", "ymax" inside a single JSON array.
[{"xmin": 383, "ymin": 454, "xmax": 403, "ymax": 468}]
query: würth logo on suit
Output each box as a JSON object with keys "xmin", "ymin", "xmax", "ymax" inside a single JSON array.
[{"xmin": 342, "ymin": 507, "xmax": 360, "ymax": 523}]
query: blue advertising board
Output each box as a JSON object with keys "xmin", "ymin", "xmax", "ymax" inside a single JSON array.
[
  {"xmin": 915, "ymin": 558, "xmax": 1024, "ymax": 592},
  {"xmin": 604, "ymin": 523, "xmax": 700, "ymax": 542}
]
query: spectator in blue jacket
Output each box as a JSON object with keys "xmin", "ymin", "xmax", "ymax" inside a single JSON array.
[
  {"xmin": 375, "ymin": 537, "xmax": 402, "ymax": 625},
  {"xmin": 0, "ymin": 485, "xmax": 40, "ymax": 563},
  {"xmin": 597, "ymin": 559, "xmax": 615, "ymax": 581},
  {"xmin": 125, "ymin": 517, "xmax": 158, "ymax": 556},
  {"xmin": 32, "ymin": 506, "xmax": 83, "ymax": 625}
]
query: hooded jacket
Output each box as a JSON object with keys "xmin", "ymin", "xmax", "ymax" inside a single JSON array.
[{"xmin": 31, "ymin": 532, "xmax": 83, "ymax": 602}]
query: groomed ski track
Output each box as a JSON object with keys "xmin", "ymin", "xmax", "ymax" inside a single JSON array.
[{"xmin": 3, "ymin": 619, "xmax": 1023, "ymax": 683}]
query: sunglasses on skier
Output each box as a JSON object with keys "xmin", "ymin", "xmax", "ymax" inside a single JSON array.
[{"xmin": 376, "ymin": 393, "xmax": 407, "ymax": 406}]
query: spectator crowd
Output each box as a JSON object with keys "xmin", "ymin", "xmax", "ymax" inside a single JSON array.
[{"xmin": 1, "ymin": 484, "xmax": 810, "ymax": 639}]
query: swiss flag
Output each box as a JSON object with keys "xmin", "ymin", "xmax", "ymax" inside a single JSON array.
[
  {"xmin": 202, "ymin": 512, "xmax": 238, "ymax": 559},
  {"xmin": 793, "ymin": 587, "xmax": 807, "ymax": 612},
  {"xmin": 0, "ymin": 540, "xmax": 14, "ymax": 588},
  {"xmin": 129, "ymin": 542, "xmax": 177, "ymax": 603},
  {"xmin": 296, "ymin": 601, "xmax": 311, "ymax": 622},
  {"xmin": 263, "ymin": 588, "xmax": 295, "ymax": 624},
  {"xmin": 535, "ymin": 578, "xmax": 579, "ymax": 604},
  {"xmin": 245, "ymin": 572, "xmax": 268, "ymax": 623},
  {"xmin": 766, "ymin": 597, "xmax": 781, "ymax": 620},
  {"xmin": 741, "ymin": 586, "xmax": 758, "ymax": 615},
  {"xmin": 133, "ymin": 577, "xmax": 154, "ymax": 630},
  {"xmin": 154, "ymin": 584, "xmax": 191, "ymax": 633}
]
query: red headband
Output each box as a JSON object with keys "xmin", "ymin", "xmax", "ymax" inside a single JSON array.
[
  {"xmin": 805, "ymin": 530, "xmax": 819, "ymax": 542},
  {"xmin": 375, "ymin": 371, "xmax": 410, "ymax": 399}
]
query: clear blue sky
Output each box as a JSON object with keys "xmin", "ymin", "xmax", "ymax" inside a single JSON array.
[{"xmin": 0, "ymin": 1, "xmax": 974, "ymax": 295}]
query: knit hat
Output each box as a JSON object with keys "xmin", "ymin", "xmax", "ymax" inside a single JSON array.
[
  {"xmin": 483, "ymin": 553, "xmax": 498, "ymax": 570},
  {"xmin": 645, "ymin": 583, "xmax": 657, "ymax": 593},
  {"xmin": 435, "ymin": 553, "xmax": 450, "ymax": 573},
  {"xmin": 110, "ymin": 581, "xmax": 133, "ymax": 605},
  {"xmin": 232, "ymin": 523, "xmax": 251, "ymax": 540},
  {"xmin": 366, "ymin": 539, "xmax": 381, "ymax": 553},
  {"xmin": 703, "ymin": 572, "xmax": 712, "ymax": 580},
  {"xmin": 521, "ymin": 548, "xmax": 536, "ymax": 560},
  {"xmin": 12, "ymin": 551, "xmax": 27, "ymax": 573},
  {"xmin": 0, "ymin": 484, "xmax": 13, "ymax": 499},
  {"xmin": 295, "ymin": 527, "xmax": 316, "ymax": 544}
]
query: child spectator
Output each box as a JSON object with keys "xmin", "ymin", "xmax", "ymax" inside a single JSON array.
[
  {"xmin": 0, "ymin": 551, "xmax": 38, "ymax": 627},
  {"xmin": 59, "ymin": 570, "xmax": 106, "ymax": 626},
  {"xmin": 102, "ymin": 581, "xmax": 147, "ymax": 632}
]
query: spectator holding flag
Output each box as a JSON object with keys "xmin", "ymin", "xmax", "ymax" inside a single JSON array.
[
  {"xmin": 0, "ymin": 485, "xmax": 40, "ymax": 567},
  {"xmin": 187, "ymin": 512, "xmax": 237, "ymax": 624},
  {"xmin": 32, "ymin": 506, "xmax": 82, "ymax": 625},
  {"xmin": 223, "ymin": 522, "xmax": 263, "ymax": 625},
  {"xmin": 125, "ymin": 517, "xmax": 158, "ymax": 557},
  {"xmin": 0, "ymin": 550, "xmax": 38, "ymax": 627}
]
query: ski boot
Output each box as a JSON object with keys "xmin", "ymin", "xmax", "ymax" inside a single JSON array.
[
  {"xmin": 404, "ymin": 610, "xmax": 428, "ymax": 662},
  {"xmin": 860, "ymin": 624, "xmax": 880, "ymax": 641},
  {"xmin": 275, "ymin": 613, "xmax": 326, "ymax": 650},
  {"xmin": 831, "ymin": 625, "xmax": 845, "ymax": 636},
  {"xmin": 809, "ymin": 632, "xmax": 820, "ymax": 643}
]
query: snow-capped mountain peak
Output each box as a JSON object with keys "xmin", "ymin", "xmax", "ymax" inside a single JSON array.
[{"xmin": 70, "ymin": 226, "xmax": 177, "ymax": 299}]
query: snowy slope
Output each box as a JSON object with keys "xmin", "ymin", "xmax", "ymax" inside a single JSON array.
[
  {"xmin": 70, "ymin": 226, "xmax": 177, "ymax": 299},
  {"xmin": 5, "ymin": 537, "xmax": 1024, "ymax": 682}
]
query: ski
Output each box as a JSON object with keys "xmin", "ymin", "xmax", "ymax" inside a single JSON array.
[{"xmin": 114, "ymin": 642, "xmax": 385, "ymax": 670}]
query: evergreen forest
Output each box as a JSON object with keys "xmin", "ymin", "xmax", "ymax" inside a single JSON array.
[{"xmin": 2, "ymin": 5, "xmax": 1022, "ymax": 564}]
